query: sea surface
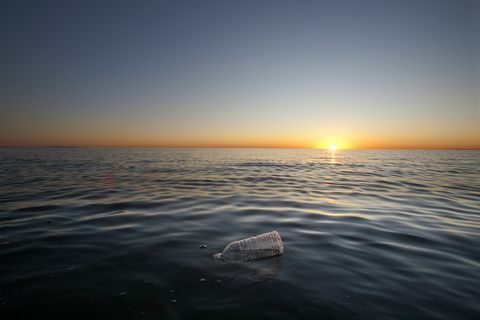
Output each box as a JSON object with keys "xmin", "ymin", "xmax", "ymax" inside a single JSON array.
[{"xmin": 0, "ymin": 148, "xmax": 479, "ymax": 320}]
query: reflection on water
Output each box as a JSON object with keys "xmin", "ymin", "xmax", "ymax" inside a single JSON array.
[
  {"xmin": 213, "ymin": 256, "xmax": 283, "ymax": 280},
  {"xmin": 329, "ymin": 149, "xmax": 336, "ymax": 164},
  {"xmin": 0, "ymin": 148, "xmax": 479, "ymax": 320}
]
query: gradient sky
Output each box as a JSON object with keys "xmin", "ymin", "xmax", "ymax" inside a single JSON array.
[{"xmin": 1, "ymin": 0, "xmax": 479, "ymax": 148}]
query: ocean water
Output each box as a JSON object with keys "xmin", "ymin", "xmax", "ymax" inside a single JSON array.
[{"xmin": 0, "ymin": 148, "xmax": 479, "ymax": 320}]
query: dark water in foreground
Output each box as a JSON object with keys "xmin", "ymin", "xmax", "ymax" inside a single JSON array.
[{"xmin": 1, "ymin": 148, "xmax": 479, "ymax": 320}]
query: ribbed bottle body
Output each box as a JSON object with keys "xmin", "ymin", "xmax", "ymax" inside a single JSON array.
[{"xmin": 214, "ymin": 231, "xmax": 283, "ymax": 261}]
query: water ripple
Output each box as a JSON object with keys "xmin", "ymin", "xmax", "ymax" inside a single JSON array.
[{"xmin": 0, "ymin": 148, "xmax": 479, "ymax": 319}]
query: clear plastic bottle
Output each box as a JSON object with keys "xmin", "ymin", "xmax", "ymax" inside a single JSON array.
[{"xmin": 213, "ymin": 231, "xmax": 283, "ymax": 261}]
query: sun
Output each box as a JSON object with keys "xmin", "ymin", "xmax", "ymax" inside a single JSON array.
[
  {"xmin": 313, "ymin": 137, "xmax": 351, "ymax": 150},
  {"xmin": 328, "ymin": 144, "xmax": 337, "ymax": 151}
]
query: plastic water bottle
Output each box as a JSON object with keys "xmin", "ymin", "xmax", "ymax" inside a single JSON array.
[{"xmin": 213, "ymin": 231, "xmax": 284, "ymax": 261}]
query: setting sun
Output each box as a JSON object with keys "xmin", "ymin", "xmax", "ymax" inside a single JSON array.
[{"xmin": 314, "ymin": 137, "xmax": 351, "ymax": 150}]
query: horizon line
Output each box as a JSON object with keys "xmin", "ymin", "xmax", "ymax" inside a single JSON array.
[{"xmin": 1, "ymin": 146, "xmax": 479, "ymax": 150}]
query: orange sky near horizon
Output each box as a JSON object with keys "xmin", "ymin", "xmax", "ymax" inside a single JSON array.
[{"xmin": 1, "ymin": 122, "xmax": 479, "ymax": 149}]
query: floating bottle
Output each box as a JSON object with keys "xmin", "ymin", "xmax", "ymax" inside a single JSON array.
[{"xmin": 213, "ymin": 231, "xmax": 283, "ymax": 261}]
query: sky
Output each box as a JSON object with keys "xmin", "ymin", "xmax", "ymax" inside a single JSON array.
[{"xmin": 0, "ymin": 0, "xmax": 479, "ymax": 149}]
